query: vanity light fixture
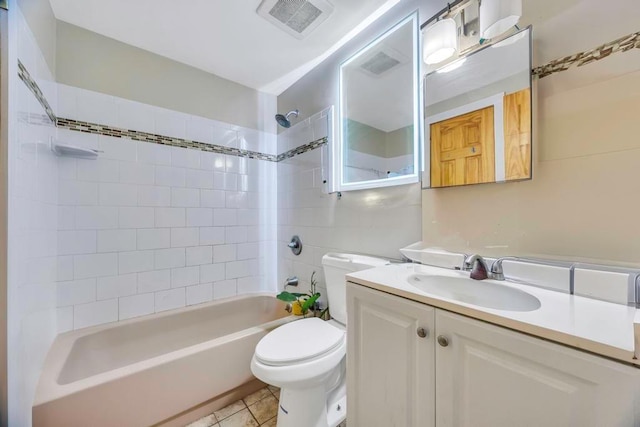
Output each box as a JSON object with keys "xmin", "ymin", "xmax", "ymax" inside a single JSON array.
[
  {"xmin": 423, "ymin": 18, "xmax": 458, "ymax": 65},
  {"xmin": 480, "ymin": 0, "xmax": 522, "ymax": 39},
  {"xmin": 490, "ymin": 28, "xmax": 526, "ymax": 48}
]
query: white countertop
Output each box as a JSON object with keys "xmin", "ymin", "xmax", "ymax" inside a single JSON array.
[{"xmin": 347, "ymin": 263, "xmax": 639, "ymax": 366}]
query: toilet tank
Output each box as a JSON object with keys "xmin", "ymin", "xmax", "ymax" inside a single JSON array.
[{"xmin": 322, "ymin": 253, "xmax": 389, "ymax": 325}]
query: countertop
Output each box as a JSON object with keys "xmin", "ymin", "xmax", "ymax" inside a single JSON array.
[{"xmin": 347, "ymin": 263, "xmax": 639, "ymax": 366}]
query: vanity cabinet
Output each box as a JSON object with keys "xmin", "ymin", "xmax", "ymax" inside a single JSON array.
[
  {"xmin": 346, "ymin": 284, "xmax": 435, "ymax": 427},
  {"xmin": 346, "ymin": 283, "xmax": 640, "ymax": 427}
]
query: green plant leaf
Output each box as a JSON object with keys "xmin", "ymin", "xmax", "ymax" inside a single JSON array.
[
  {"xmin": 301, "ymin": 293, "xmax": 321, "ymax": 313},
  {"xmin": 276, "ymin": 291, "xmax": 299, "ymax": 302}
]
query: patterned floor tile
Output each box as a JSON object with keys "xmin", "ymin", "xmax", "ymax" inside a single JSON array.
[
  {"xmin": 218, "ymin": 408, "xmax": 259, "ymax": 427},
  {"xmin": 267, "ymin": 385, "xmax": 280, "ymax": 400},
  {"xmin": 186, "ymin": 414, "xmax": 217, "ymax": 427},
  {"xmin": 247, "ymin": 395, "xmax": 278, "ymax": 424},
  {"xmin": 243, "ymin": 388, "xmax": 272, "ymax": 406},
  {"xmin": 214, "ymin": 400, "xmax": 246, "ymax": 421}
]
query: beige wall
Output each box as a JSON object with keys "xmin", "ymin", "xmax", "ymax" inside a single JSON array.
[
  {"xmin": 17, "ymin": 0, "xmax": 56, "ymax": 73},
  {"xmin": 347, "ymin": 120, "xmax": 386, "ymax": 157},
  {"xmin": 348, "ymin": 120, "xmax": 414, "ymax": 158},
  {"xmin": 422, "ymin": 66, "xmax": 640, "ymax": 266},
  {"xmin": 385, "ymin": 125, "xmax": 413, "ymax": 158},
  {"xmin": 56, "ymin": 22, "xmax": 275, "ymax": 132}
]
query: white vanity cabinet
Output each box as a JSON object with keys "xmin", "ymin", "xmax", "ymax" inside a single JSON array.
[
  {"xmin": 346, "ymin": 282, "xmax": 640, "ymax": 427},
  {"xmin": 435, "ymin": 310, "xmax": 640, "ymax": 426},
  {"xmin": 346, "ymin": 283, "xmax": 435, "ymax": 427}
]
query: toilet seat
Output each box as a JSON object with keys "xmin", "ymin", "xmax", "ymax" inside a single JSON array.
[{"xmin": 255, "ymin": 318, "xmax": 345, "ymax": 366}]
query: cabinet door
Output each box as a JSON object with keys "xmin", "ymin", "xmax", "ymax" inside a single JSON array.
[
  {"xmin": 347, "ymin": 283, "xmax": 435, "ymax": 427},
  {"xmin": 435, "ymin": 310, "xmax": 640, "ymax": 427}
]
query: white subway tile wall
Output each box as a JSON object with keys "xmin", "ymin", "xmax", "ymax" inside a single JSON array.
[
  {"xmin": 10, "ymin": 8, "xmax": 60, "ymax": 426},
  {"xmin": 55, "ymin": 85, "xmax": 278, "ymax": 331},
  {"xmin": 276, "ymin": 108, "xmax": 422, "ymax": 302}
]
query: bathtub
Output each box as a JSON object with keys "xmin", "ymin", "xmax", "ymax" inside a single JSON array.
[{"xmin": 33, "ymin": 294, "xmax": 293, "ymax": 427}]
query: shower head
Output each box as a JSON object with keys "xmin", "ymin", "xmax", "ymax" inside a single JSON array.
[{"xmin": 275, "ymin": 110, "xmax": 300, "ymax": 128}]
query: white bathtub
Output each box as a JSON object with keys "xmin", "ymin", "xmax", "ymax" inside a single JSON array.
[{"xmin": 33, "ymin": 294, "xmax": 293, "ymax": 427}]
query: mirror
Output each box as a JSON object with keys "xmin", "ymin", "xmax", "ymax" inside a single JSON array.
[
  {"xmin": 423, "ymin": 27, "xmax": 532, "ymax": 188},
  {"xmin": 336, "ymin": 12, "xmax": 422, "ymax": 192}
]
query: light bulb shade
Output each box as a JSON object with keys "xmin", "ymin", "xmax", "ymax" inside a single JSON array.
[
  {"xmin": 480, "ymin": 0, "xmax": 522, "ymax": 39},
  {"xmin": 423, "ymin": 18, "xmax": 457, "ymax": 65}
]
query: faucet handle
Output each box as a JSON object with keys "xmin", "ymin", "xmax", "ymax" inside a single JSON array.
[
  {"xmin": 491, "ymin": 261, "xmax": 506, "ymax": 281},
  {"xmin": 490, "ymin": 256, "xmax": 520, "ymax": 281}
]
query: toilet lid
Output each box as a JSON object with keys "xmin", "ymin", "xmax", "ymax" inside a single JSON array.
[{"xmin": 255, "ymin": 318, "xmax": 345, "ymax": 365}]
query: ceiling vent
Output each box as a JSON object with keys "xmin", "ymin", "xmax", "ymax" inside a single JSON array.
[
  {"xmin": 257, "ymin": 0, "xmax": 334, "ymax": 40},
  {"xmin": 358, "ymin": 47, "xmax": 409, "ymax": 77}
]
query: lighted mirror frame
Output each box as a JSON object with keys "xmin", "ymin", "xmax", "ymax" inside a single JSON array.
[{"xmin": 335, "ymin": 12, "xmax": 423, "ymax": 192}]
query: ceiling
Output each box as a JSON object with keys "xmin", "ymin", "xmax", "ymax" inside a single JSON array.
[
  {"xmin": 49, "ymin": 0, "xmax": 640, "ymax": 98},
  {"xmin": 48, "ymin": 0, "xmax": 398, "ymax": 95}
]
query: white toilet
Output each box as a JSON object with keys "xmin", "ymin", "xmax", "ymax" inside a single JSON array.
[{"xmin": 251, "ymin": 253, "xmax": 389, "ymax": 427}]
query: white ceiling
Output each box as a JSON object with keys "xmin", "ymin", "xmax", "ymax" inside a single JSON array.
[
  {"xmin": 49, "ymin": 0, "xmax": 640, "ymax": 98},
  {"xmin": 48, "ymin": 0, "xmax": 398, "ymax": 95}
]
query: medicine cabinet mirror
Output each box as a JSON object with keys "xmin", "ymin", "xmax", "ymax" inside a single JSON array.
[
  {"xmin": 336, "ymin": 12, "xmax": 422, "ymax": 192},
  {"xmin": 423, "ymin": 26, "xmax": 532, "ymax": 189}
]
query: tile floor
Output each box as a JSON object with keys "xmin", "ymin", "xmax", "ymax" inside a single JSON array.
[{"xmin": 185, "ymin": 386, "xmax": 347, "ymax": 427}]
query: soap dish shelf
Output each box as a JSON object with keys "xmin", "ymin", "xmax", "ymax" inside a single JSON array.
[{"xmin": 52, "ymin": 143, "xmax": 101, "ymax": 159}]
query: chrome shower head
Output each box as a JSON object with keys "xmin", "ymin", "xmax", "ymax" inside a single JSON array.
[{"xmin": 275, "ymin": 109, "xmax": 299, "ymax": 128}]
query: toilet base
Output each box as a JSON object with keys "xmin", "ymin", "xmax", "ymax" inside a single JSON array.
[{"xmin": 274, "ymin": 371, "xmax": 346, "ymax": 427}]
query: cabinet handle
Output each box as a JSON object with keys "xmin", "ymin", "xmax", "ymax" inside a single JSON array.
[
  {"xmin": 437, "ymin": 335, "xmax": 449, "ymax": 347},
  {"xmin": 416, "ymin": 327, "xmax": 428, "ymax": 338}
]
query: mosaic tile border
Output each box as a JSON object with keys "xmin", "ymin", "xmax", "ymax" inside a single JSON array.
[
  {"xmin": 57, "ymin": 118, "xmax": 278, "ymax": 161},
  {"xmin": 533, "ymin": 31, "xmax": 640, "ymax": 79},
  {"xmin": 18, "ymin": 60, "xmax": 56, "ymax": 123},
  {"xmin": 18, "ymin": 60, "xmax": 328, "ymax": 162},
  {"xmin": 277, "ymin": 137, "xmax": 328, "ymax": 162}
]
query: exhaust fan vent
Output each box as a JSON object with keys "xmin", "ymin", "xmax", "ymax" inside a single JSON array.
[
  {"xmin": 358, "ymin": 46, "xmax": 409, "ymax": 77},
  {"xmin": 360, "ymin": 52, "xmax": 401, "ymax": 76},
  {"xmin": 257, "ymin": 0, "xmax": 334, "ymax": 40}
]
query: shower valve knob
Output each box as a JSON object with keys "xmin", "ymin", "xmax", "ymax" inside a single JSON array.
[{"xmin": 288, "ymin": 236, "xmax": 302, "ymax": 255}]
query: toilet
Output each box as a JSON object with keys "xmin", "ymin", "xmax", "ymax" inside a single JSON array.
[{"xmin": 251, "ymin": 253, "xmax": 389, "ymax": 427}]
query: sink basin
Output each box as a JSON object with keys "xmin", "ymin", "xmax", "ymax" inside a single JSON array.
[{"xmin": 407, "ymin": 274, "xmax": 541, "ymax": 312}]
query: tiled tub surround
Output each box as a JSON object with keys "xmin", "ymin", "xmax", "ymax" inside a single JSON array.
[
  {"xmin": 17, "ymin": 67, "xmax": 335, "ymax": 332},
  {"xmin": 54, "ymin": 85, "xmax": 280, "ymax": 330},
  {"xmin": 9, "ymin": 7, "xmax": 60, "ymax": 426},
  {"xmin": 276, "ymin": 110, "xmax": 422, "ymax": 301}
]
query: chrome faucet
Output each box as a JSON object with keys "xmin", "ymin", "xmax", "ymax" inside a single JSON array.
[
  {"xmin": 464, "ymin": 255, "xmax": 520, "ymax": 281},
  {"xmin": 464, "ymin": 254, "xmax": 491, "ymax": 280}
]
